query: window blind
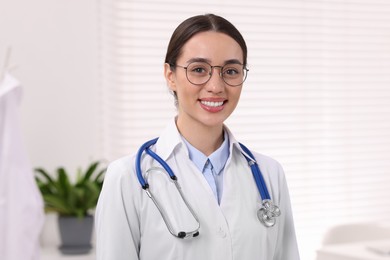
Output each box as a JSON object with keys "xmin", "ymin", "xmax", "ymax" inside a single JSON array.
[{"xmin": 98, "ymin": 1, "xmax": 390, "ymax": 259}]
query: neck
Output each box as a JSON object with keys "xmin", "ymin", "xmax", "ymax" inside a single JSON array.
[{"xmin": 176, "ymin": 118, "xmax": 224, "ymax": 156}]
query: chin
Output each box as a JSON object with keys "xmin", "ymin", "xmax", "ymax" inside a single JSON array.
[{"xmin": 200, "ymin": 115, "xmax": 228, "ymax": 128}]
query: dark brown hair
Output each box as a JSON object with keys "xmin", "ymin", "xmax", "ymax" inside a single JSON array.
[{"xmin": 165, "ymin": 14, "xmax": 248, "ymax": 68}]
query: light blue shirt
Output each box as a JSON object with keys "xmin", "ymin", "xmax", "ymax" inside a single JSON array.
[{"xmin": 182, "ymin": 131, "xmax": 230, "ymax": 204}]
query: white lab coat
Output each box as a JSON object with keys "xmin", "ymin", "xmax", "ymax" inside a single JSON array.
[
  {"xmin": 96, "ymin": 119, "xmax": 300, "ymax": 260},
  {"xmin": 0, "ymin": 73, "xmax": 44, "ymax": 260}
]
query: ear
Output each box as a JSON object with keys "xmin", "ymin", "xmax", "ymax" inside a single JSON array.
[{"xmin": 164, "ymin": 63, "xmax": 177, "ymax": 91}]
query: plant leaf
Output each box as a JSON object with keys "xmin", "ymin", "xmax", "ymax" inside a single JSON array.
[
  {"xmin": 82, "ymin": 161, "xmax": 100, "ymax": 183},
  {"xmin": 34, "ymin": 162, "xmax": 106, "ymax": 218},
  {"xmin": 35, "ymin": 168, "xmax": 55, "ymax": 184}
]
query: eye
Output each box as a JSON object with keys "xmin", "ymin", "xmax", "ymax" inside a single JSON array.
[
  {"xmin": 223, "ymin": 65, "xmax": 242, "ymax": 77},
  {"xmin": 187, "ymin": 62, "xmax": 210, "ymax": 76},
  {"xmin": 192, "ymin": 67, "xmax": 207, "ymax": 74},
  {"xmin": 225, "ymin": 68, "xmax": 239, "ymax": 75}
]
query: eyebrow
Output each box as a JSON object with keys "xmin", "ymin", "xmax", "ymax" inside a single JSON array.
[{"xmin": 186, "ymin": 57, "xmax": 243, "ymax": 65}]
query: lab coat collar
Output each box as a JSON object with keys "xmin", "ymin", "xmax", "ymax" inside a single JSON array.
[
  {"xmin": 224, "ymin": 125, "xmax": 257, "ymax": 163},
  {"xmin": 154, "ymin": 118, "xmax": 186, "ymax": 161},
  {"xmin": 154, "ymin": 118, "xmax": 255, "ymax": 163}
]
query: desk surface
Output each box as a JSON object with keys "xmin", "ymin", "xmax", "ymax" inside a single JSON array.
[
  {"xmin": 317, "ymin": 240, "xmax": 390, "ymax": 260},
  {"xmin": 41, "ymin": 247, "xmax": 95, "ymax": 260}
]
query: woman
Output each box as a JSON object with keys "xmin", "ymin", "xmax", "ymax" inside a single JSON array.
[{"xmin": 96, "ymin": 14, "xmax": 300, "ymax": 260}]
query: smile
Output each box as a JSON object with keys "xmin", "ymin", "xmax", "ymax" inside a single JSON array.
[{"xmin": 200, "ymin": 101, "xmax": 224, "ymax": 107}]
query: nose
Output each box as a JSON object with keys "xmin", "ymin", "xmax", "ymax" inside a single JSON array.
[{"xmin": 205, "ymin": 66, "xmax": 225, "ymax": 93}]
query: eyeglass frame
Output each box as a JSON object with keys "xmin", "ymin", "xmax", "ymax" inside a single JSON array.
[{"xmin": 170, "ymin": 61, "xmax": 249, "ymax": 87}]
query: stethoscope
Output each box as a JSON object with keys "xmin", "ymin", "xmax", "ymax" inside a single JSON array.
[{"xmin": 135, "ymin": 138, "xmax": 281, "ymax": 239}]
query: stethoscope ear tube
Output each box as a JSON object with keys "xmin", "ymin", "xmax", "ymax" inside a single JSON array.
[
  {"xmin": 145, "ymin": 148, "xmax": 177, "ymax": 180},
  {"xmin": 135, "ymin": 139, "xmax": 201, "ymax": 239},
  {"xmin": 136, "ymin": 138, "xmax": 178, "ymax": 188},
  {"xmin": 143, "ymin": 168, "xmax": 201, "ymax": 239},
  {"xmin": 136, "ymin": 138, "xmax": 159, "ymax": 189}
]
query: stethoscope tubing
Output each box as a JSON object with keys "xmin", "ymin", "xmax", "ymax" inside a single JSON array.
[
  {"xmin": 136, "ymin": 138, "xmax": 155, "ymax": 188},
  {"xmin": 137, "ymin": 138, "xmax": 271, "ymax": 201},
  {"xmin": 135, "ymin": 137, "xmax": 280, "ymax": 232},
  {"xmin": 135, "ymin": 138, "xmax": 201, "ymax": 238},
  {"xmin": 239, "ymin": 143, "xmax": 271, "ymax": 201}
]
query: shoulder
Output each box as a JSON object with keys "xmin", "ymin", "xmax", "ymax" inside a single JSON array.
[
  {"xmin": 231, "ymin": 141, "xmax": 284, "ymax": 173},
  {"xmin": 107, "ymin": 155, "xmax": 135, "ymax": 173},
  {"xmin": 103, "ymin": 154, "xmax": 138, "ymax": 189},
  {"xmin": 253, "ymin": 151, "xmax": 286, "ymax": 182},
  {"xmin": 225, "ymin": 126, "xmax": 284, "ymax": 173},
  {"xmin": 233, "ymin": 143, "xmax": 286, "ymax": 183},
  {"xmin": 251, "ymin": 151, "xmax": 284, "ymax": 173},
  {"xmin": 98, "ymin": 154, "xmax": 144, "ymax": 211}
]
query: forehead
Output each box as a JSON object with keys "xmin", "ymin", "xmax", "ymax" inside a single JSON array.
[{"xmin": 179, "ymin": 31, "xmax": 244, "ymax": 63}]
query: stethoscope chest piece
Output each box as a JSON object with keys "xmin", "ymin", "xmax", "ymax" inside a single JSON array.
[{"xmin": 257, "ymin": 200, "xmax": 281, "ymax": 227}]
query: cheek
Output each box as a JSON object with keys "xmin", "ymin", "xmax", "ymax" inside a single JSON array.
[
  {"xmin": 175, "ymin": 86, "xmax": 200, "ymax": 109},
  {"xmin": 177, "ymin": 87, "xmax": 194, "ymax": 102},
  {"xmin": 231, "ymin": 88, "xmax": 243, "ymax": 103},
  {"xmin": 169, "ymin": 72, "xmax": 188, "ymax": 92}
]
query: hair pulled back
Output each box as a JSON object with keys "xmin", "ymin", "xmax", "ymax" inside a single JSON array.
[{"xmin": 165, "ymin": 14, "xmax": 247, "ymax": 68}]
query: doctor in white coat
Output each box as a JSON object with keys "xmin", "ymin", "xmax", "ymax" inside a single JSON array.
[{"xmin": 96, "ymin": 13, "xmax": 300, "ymax": 260}]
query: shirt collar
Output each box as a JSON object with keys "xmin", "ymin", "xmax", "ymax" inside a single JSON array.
[
  {"xmin": 153, "ymin": 118, "xmax": 255, "ymax": 166},
  {"xmin": 182, "ymin": 131, "xmax": 230, "ymax": 175}
]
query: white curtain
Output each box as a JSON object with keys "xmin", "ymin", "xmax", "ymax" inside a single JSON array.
[
  {"xmin": 98, "ymin": 1, "xmax": 390, "ymax": 259},
  {"xmin": 0, "ymin": 73, "xmax": 44, "ymax": 260}
]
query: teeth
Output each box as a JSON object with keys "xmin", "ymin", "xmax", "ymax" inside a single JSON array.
[{"xmin": 201, "ymin": 101, "xmax": 224, "ymax": 107}]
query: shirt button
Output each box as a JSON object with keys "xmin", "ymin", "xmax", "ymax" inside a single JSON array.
[{"xmin": 217, "ymin": 227, "xmax": 226, "ymax": 238}]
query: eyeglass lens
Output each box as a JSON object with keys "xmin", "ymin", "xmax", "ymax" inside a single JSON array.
[{"xmin": 185, "ymin": 62, "xmax": 247, "ymax": 86}]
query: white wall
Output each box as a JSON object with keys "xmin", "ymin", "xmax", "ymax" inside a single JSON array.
[{"xmin": 0, "ymin": 0, "xmax": 100, "ymax": 172}]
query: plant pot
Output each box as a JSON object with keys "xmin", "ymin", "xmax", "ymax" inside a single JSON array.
[{"xmin": 58, "ymin": 215, "xmax": 93, "ymax": 255}]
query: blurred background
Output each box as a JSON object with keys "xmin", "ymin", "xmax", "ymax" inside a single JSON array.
[{"xmin": 1, "ymin": 0, "xmax": 390, "ymax": 260}]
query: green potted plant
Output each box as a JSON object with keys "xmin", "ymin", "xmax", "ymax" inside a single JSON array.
[{"xmin": 35, "ymin": 161, "xmax": 106, "ymax": 255}]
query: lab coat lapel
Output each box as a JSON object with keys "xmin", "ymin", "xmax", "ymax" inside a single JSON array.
[{"xmin": 174, "ymin": 147, "xmax": 220, "ymax": 206}]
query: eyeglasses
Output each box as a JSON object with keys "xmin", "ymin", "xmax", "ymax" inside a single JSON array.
[{"xmin": 173, "ymin": 61, "xmax": 249, "ymax": 87}]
